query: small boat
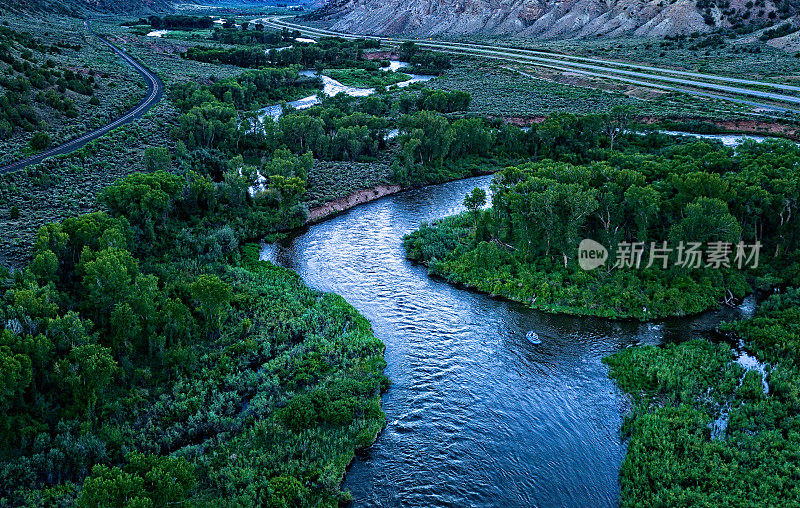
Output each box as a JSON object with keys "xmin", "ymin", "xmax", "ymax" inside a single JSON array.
[{"xmin": 526, "ymin": 331, "xmax": 541, "ymax": 344}]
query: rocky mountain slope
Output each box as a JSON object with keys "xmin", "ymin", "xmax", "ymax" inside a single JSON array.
[
  {"xmin": 3, "ymin": 0, "xmax": 172, "ymax": 15},
  {"xmin": 3, "ymin": 0, "xmax": 299, "ymax": 15},
  {"xmin": 314, "ymin": 0, "xmax": 798, "ymax": 38}
]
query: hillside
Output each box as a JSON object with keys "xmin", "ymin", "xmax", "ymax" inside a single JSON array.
[
  {"xmin": 1, "ymin": 0, "xmax": 304, "ymax": 15},
  {"xmin": 313, "ymin": 0, "xmax": 799, "ymax": 38},
  {"xmin": 1, "ymin": 0, "xmax": 173, "ymax": 15}
]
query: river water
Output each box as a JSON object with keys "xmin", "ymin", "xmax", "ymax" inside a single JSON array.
[
  {"xmin": 256, "ymin": 62, "xmax": 434, "ymax": 123},
  {"xmin": 260, "ymin": 175, "xmax": 756, "ymax": 507}
]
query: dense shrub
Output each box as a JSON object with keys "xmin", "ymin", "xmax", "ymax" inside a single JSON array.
[
  {"xmin": 29, "ymin": 131, "xmax": 52, "ymax": 150},
  {"xmin": 606, "ymin": 290, "xmax": 800, "ymax": 506},
  {"xmin": 405, "ymin": 139, "xmax": 800, "ymax": 318}
]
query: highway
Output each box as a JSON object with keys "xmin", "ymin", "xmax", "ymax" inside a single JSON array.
[
  {"xmin": 0, "ymin": 24, "xmax": 164, "ymax": 174},
  {"xmin": 262, "ymin": 16, "xmax": 800, "ymax": 114}
]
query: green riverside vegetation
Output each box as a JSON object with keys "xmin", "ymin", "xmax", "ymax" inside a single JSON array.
[
  {"xmin": 0, "ymin": 26, "xmax": 415, "ymax": 506},
  {"xmin": 323, "ymin": 68, "xmax": 411, "ymax": 88},
  {"xmin": 3, "ymin": 9, "xmax": 800, "ymax": 505},
  {"xmin": 604, "ymin": 289, "xmax": 800, "ymax": 506},
  {"xmin": 0, "ymin": 27, "xmax": 478, "ymax": 505},
  {"xmin": 404, "ymin": 136, "xmax": 800, "ymax": 319},
  {"xmin": 0, "ymin": 171, "xmax": 388, "ymax": 504}
]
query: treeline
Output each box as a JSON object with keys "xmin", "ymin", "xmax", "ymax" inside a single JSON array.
[
  {"xmin": 0, "ymin": 161, "xmax": 387, "ymax": 503},
  {"xmin": 171, "ymin": 66, "xmax": 318, "ymax": 111},
  {"xmin": 489, "ymin": 139, "xmax": 800, "ymax": 263},
  {"xmin": 398, "ymin": 41, "xmax": 452, "ymax": 75},
  {"xmin": 170, "ymin": 66, "xmax": 476, "ymax": 173},
  {"xmin": 170, "ymin": 62, "xmax": 618, "ymax": 192},
  {"xmin": 411, "ymin": 89, "xmax": 471, "ymax": 113},
  {"xmin": 184, "ymin": 45, "xmax": 271, "ymax": 68},
  {"xmin": 262, "ymin": 109, "xmax": 391, "ymax": 161},
  {"xmin": 605, "ymin": 288, "xmax": 800, "ymax": 506},
  {"xmin": 184, "ymin": 36, "xmax": 381, "ymax": 70},
  {"xmin": 148, "ymin": 15, "xmax": 213, "ymax": 29},
  {"xmin": 394, "ymin": 111, "xmax": 608, "ymax": 186},
  {"xmin": 211, "ymin": 27, "xmax": 283, "ymax": 46},
  {"xmin": 173, "ymin": 97, "xmax": 391, "ymax": 167},
  {"xmin": 211, "ymin": 27, "xmax": 298, "ymax": 46},
  {"xmin": 404, "ymin": 136, "xmax": 800, "ymax": 319},
  {"xmin": 169, "ymin": 67, "xmax": 326, "ymax": 175}
]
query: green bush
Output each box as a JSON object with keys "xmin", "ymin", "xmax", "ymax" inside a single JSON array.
[{"xmin": 29, "ymin": 131, "xmax": 52, "ymax": 151}]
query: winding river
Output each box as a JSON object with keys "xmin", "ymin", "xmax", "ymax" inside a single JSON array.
[{"xmin": 261, "ymin": 174, "xmax": 756, "ymax": 507}]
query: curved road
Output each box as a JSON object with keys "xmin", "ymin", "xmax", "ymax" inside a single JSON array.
[
  {"xmin": 262, "ymin": 16, "xmax": 800, "ymax": 114},
  {"xmin": 0, "ymin": 24, "xmax": 164, "ymax": 175}
]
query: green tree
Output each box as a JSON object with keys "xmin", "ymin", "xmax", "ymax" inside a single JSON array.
[
  {"xmin": 0, "ymin": 344, "xmax": 33, "ymax": 410},
  {"xmin": 126, "ymin": 453, "xmax": 196, "ymax": 503},
  {"xmin": 30, "ymin": 249, "xmax": 59, "ymax": 284},
  {"xmin": 109, "ymin": 303, "xmax": 140, "ymax": 358},
  {"xmin": 624, "ymin": 185, "xmax": 661, "ymax": 243},
  {"xmin": 279, "ymin": 114, "xmax": 326, "ymax": 155},
  {"xmin": 80, "ymin": 247, "xmax": 139, "ymax": 322},
  {"xmin": 56, "ymin": 343, "xmax": 117, "ymax": 418},
  {"xmin": 190, "ymin": 274, "xmax": 232, "ymax": 330},
  {"xmin": 77, "ymin": 464, "xmax": 148, "ymax": 508},
  {"xmin": 46, "ymin": 311, "xmax": 95, "ymax": 352},
  {"xmin": 398, "ymin": 110, "xmax": 454, "ymax": 166},
  {"xmin": 603, "ymin": 105, "xmax": 633, "ymax": 151},
  {"xmin": 267, "ymin": 475, "xmax": 309, "ymax": 506},
  {"xmin": 143, "ymin": 146, "xmax": 171, "ymax": 172},
  {"xmin": 670, "ymin": 197, "xmax": 742, "ymax": 245},
  {"xmin": 450, "ymin": 118, "xmax": 492, "ymax": 158},
  {"xmin": 268, "ymin": 175, "xmax": 306, "ymax": 206},
  {"xmin": 463, "ymin": 188, "xmax": 487, "ymax": 230},
  {"xmin": 101, "ymin": 171, "xmax": 183, "ymax": 239}
]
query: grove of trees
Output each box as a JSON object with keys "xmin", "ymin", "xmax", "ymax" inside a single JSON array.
[
  {"xmin": 184, "ymin": 36, "xmax": 381, "ymax": 70},
  {"xmin": 147, "ymin": 15, "xmax": 213, "ymax": 29},
  {"xmin": 0, "ymin": 159, "xmax": 388, "ymax": 504},
  {"xmin": 405, "ymin": 137, "xmax": 800, "ymax": 319}
]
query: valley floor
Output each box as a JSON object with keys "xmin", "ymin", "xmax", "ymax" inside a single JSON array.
[{"xmin": 1, "ymin": 8, "xmax": 799, "ymax": 506}]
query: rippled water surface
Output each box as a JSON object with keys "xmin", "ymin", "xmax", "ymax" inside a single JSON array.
[{"xmin": 261, "ymin": 175, "xmax": 755, "ymax": 507}]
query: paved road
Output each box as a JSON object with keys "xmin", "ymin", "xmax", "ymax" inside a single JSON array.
[
  {"xmin": 487, "ymin": 47, "xmax": 800, "ymax": 93},
  {"xmin": 261, "ymin": 16, "xmax": 800, "ymax": 114},
  {"xmin": 0, "ymin": 24, "xmax": 164, "ymax": 175}
]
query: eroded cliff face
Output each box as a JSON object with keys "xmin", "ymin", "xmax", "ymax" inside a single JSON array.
[{"xmin": 315, "ymin": 0, "xmax": 787, "ymax": 38}]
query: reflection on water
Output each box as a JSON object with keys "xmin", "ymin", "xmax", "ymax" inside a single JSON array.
[{"xmin": 261, "ymin": 175, "xmax": 755, "ymax": 507}]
